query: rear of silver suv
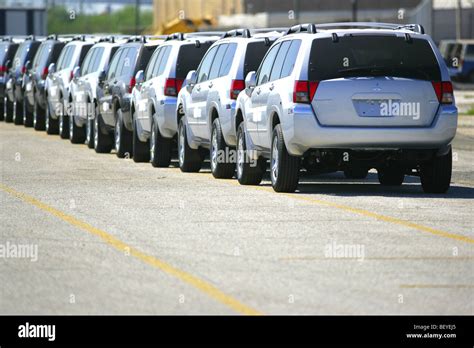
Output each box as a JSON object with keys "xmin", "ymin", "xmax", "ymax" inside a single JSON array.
[{"xmin": 235, "ymin": 23, "xmax": 457, "ymax": 193}]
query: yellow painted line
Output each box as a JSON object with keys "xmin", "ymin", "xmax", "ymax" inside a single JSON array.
[
  {"xmin": 400, "ymin": 284, "xmax": 474, "ymax": 289},
  {"xmin": 0, "ymin": 183, "xmax": 261, "ymax": 316}
]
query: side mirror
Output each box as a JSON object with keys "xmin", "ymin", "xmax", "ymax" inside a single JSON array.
[
  {"xmin": 135, "ymin": 70, "xmax": 144, "ymax": 86},
  {"xmin": 245, "ymin": 71, "xmax": 256, "ymax": 89},
  {"xmin": 73, "ymin": 66, "xmax": 81, "ymax": 79},
  {"xmin": 98, "ymin": 70, "xmax": 106, "ymax": 84},
  {"xmin": 48, "ymin": 63, "xmax": 56, "ymax": 75},
  {"xmin": 185, "ymin": 70, "xmax": 197, "ymax": 88},
  {"xmin": 24, "ymin": 60, "xmax": 31, "ymax": 73}
]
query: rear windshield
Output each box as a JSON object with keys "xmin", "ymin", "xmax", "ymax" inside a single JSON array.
[
  {"xmin": 309, "ymin": 35, "xmax": 441, "ymax": 81},
  {"xmin": 176, "ymin": 42, "xmax": 213, "ymax": 79},
  {"xmin": 244, "ymin": 41, "xmax": 272, "ymax": 77}
]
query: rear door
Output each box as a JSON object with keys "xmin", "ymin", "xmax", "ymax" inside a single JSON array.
[
  {"xmin": 188, "ymin": 45, "xmax": 218, "ymax": 139},
  {"xmin": 309, "ymin": 35, "xmax": 442, "ymax": 127}
]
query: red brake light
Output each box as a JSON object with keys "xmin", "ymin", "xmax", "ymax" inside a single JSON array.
[
  {"xmin": 21, "ymin": 66, "xmax": 26, "ymax": 74},
  {"xmin": 230, "ymin": 79, "xmax": 245, "ymax": 100},
  {"xmin": 164, "ymin": 78, "xmax": 183, "ymax": 97},
  {"xmin": 293, "ymin": 80, "xmax": 319, "ymax": 104},
  {"xmin": 432, "ymin": 81, "xmax": 454, "ymax": 104},
  {"xmin": 128, "ymin": 76, "xmax": 136, "ymax": 93},
  {"xmin": 41, "ymin": 67, "xmax": 48, "ymax": 80},
  {"xmin": 0, "ymin": 65, "xmax": 6, "ymax": 74}
]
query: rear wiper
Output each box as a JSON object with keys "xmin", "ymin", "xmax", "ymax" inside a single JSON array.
[{"xmin": 338, "ymin": 66, "xmax": 395, "ymax": 75}]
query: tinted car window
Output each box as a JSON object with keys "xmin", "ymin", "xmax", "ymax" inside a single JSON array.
[
  {"xmin": 119, "ymin": 47, "xmax": 138, "ymax": 77},
  {"xmin": 256, "ymin": 43, "xmax": 280, "ymax": 85},
  {"xmin": 153, "ymin": 45, "xmax": 172, "ymax": 77},
  {"xmin": 208, "ymin": 44, "xmax": 227, "ymax": 80},
  {"xmin": 175, "ymin": 42, "xmax": 213, "ymax": 79},
  {"xmin": 245, "ymin": 41, "xmax": 272, "ymax": 78},
  {"xmin": 33, "ymin": 42, "xmax": 52, "ymax": 72},
  {"xmin": 218, "ymin": 43, "xmax": 237, "ymax": 77},
  {"xmin": 0, "ymin": 43, "xmax": 10, "ymax": 64},
  {"xmin": 57, "ymin": 46, "xmax": 74, "ymax": 70},
  {"xmin": 280, "ymin": 40, "xmax": 301, "ymax": 78},
  {"xmin": 465, "ymin": 44, "xmax": 474, "ymax": 57},
  {"xmin": 145, "ymin": 47, "xmax": 162, "ymax": 81},
  {"xmin": 197, "ymin": 46, "xmax": 218, "ymax": 83},
  {"xmin": 309, "ymin": 36, "xmax": 441, "ymax": 81},
  {"xmin": 12, "ymin": 42, "xmax": 29, "ymax": 72},
  {"xmin": 107, "ymin": 48, "xmax": 124, "ymax": 79},
  {"xmin": 81, "ymin": 48, "xmax": 95, "ymax": 75},
  {"xmin": 269, "ymin": 40, "xmax": 291, "ymax": 82},
  {"xmin": 89, "ymin": 47, "xmax": 104, "ymax": 73}
]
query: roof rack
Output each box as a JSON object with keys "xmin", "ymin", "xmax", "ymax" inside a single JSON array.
[
  {"xmin": 252, "ymin": 27, "xmax": 288, "ymax": 34},
  {"xmin": 285, "ymin": 24, "xmax": 317, "ymax": 35},
  {"xmin": 221, "ymin": 29, "xmax": 251, "ymax": 39},
  {"xmin": 126, "ymin": 35, "xmax": 148, "ymax": 43},
  {"xmin": 1, "ymin": 36, "xmax": 13, "ymax": 42},
  {"xmin": 314, "ymin": 22, "xmax": 425, "ymax": 34}
]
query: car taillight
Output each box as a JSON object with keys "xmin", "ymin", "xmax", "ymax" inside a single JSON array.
[
  {"xmin": 230, "ymin": 79, "xmax": 245, "ymax": 100},
  {"xmin": 0, "ymin": 65, "xmax": 6, "ymax": 74},
  {"xmin": 21, "ymin": 66, "xmax": 26, "ymax": 74},
  {"xmin": 41, "ymin": 67, "xmax": 48, "ymax": 80},
  {"xmin": 432, "ymin": 81, "xmax": 454, "ymax": 104},
  {"xmin": 293, "ymin": 80, "xmax": 319, "ymax": 104},
  {"xmin": 164, "ymin": 78, "xmax": 184, "ymax": 97},
  {"xmin": 128, "ymin": 76, "xmax": 136, "ymax": 93}
]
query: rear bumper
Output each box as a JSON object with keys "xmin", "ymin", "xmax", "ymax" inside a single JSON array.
[
  {"xmin": 156, "ymin": 96, "xmax": 178, "ymax": 139},
  {"xmin": 286, "ymin": 104, "xmax": 458, "ymax": 156}
]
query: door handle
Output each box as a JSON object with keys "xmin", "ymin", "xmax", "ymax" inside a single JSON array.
[
  {"xmin": 256, "ymin": 88, "xmax": 261, "ymax": 95},
  {"xmin": 208, "ymin": 82, "xmax": 213, "ymax": 88},
  {"xmin": 269, "ymin": 84, "xmax": 274, "ymax": 91},
  {"xmin": 196, "ymin": 85, "xmax": 201, "ymax": 92}
]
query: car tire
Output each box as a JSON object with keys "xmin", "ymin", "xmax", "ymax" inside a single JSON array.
[
  {"xmin": 33, "ymin": 104, "xmax": 46, "ymax": 131},
  {"xmin": 377, "ymin": 167, "xmax": 405, "ymax": 186},
  {"xmin": 344, "ymin": 167, "xmax": 369, "ymax": 179},
  {"xmin": 13, "ymin": 102, "xmax": 23, "ymax": 125},
  {"xmin": 178, "ymin": 118, "xmax": 202, "ymax": 172},
  {"xmin": 150, "ymin": 117, "xmax": 171, "ymax": 168},
  {"xmin": 132, "ymin": 117, "xmax": 150, "ymax": 163},
  {"xmin": 115, "ymin": 108, "xmax": 132, "ymax": 159},
  {"xmin": 0, "ymin": 101, "xmax": 4, "ymax": 121},
  {"xmin": 45, "ymin": 102, "xmax": 59, "ymax": 135},
  {"xmin": 94, "ymin": 112, "xmax": 113, "ymax": 153},
  {"xmin": 420, "ymin": 149, "xmax": 452, "ymax": 193},
  {"xmin": 70, "ymin": 116, "xmax": 86, "ymax": 144},
  {"xmin": 236, "ymin": 123, "xmax": 265, "ymax": 185},
  {"xmin": 210, "ymin": 118, "xmax": 235, "ymax": 179},
  {"xmin": 59, "ymin": 114, "xmax": 69, "ymax": 139},
  {"xmin": 4, "ymin": 100, "xmax": 13, "ymax": 123},
  {"xmin": 270, "ymin": 124, "xmax": 300, "ymax": 193},
  {"xmin": 86, "ymin": 117, "xmax": 95, "ymax": 149},
  {"xmin": 23, "ymin": 99, "xmax": 34, "ymax": 128}
]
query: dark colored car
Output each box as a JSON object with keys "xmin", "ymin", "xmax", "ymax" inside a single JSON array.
[
  {"xmin": 24, "ymin": 34, "xmax": 66, "ymax": 131},
  {"xmin": 97, "ymin": 36, "xmax": 161, "ymax": 156},
  {"xmin": 1, "ymin": 37, "xmax": 20, "ymax": 122},
  {"xmin": 4, "ymin": 36, "xmax": 42, "ymax": 126}
]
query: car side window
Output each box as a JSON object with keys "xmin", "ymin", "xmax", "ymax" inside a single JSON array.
[
  {"xmin": 280, "ymin": 40, "xmax": 301, "ymax": 78},
  {"xmin": 89, "ymin": 47, "xmax": 104, "ymax": 73},
  {"xmin": 256, "ymin": 43, "xmax": 280, "ymax": 86},
  {"xmin": 145, "ymin": 47, "xmax": 161, "ymax": 81},
  {"xmin": 154, "ymin": 46, "xmax": 172, "ymax": 77},
  {"xmin": 208, "ymin": 44, "xmax": 228, "ymax": 80},
  {"xmin": 107, "ymin": 48, "xmax": 124, "ymax": 80},
  {"xmin": 81, "ymin": 48, "xmax": 95, "ymax": 75},
  {"xmin": 196, "ymin": 46, "xmax": 218, "ymax": 83},
  {"xmin": 219, "ymin": 43, "xmax": 237, "ymax": 77},
  {"xmin": 269, "ymin": 40, "xmax": 291, "ymax": 82}
]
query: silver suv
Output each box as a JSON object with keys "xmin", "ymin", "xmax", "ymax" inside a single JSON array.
[
  {"xmin": 69, "ymin": 37, "xmax": 121, "ymax": 146},
  {"xmin": 131, "ymin": 33, "xmax": 220, "ymax": 165},
  {"xmin": 177, "ymin": 29, "xmax": 284, "ymax": 176},
  {"xmin": 235, "ymin": 23, "xmax": 457, "ymax": 193},
  {"xmin": 45, "ymin": 36, "xmax": 95, "ymax": 138}
]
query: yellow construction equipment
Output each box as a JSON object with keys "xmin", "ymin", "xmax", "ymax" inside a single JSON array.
[{"xmin": 155, "ymin": 17, "xmax": 216, "ymax": 35}]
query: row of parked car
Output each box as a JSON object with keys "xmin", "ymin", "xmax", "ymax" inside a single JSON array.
[{"xmin": 1, "ymin": 22, "xmax": 457, "ymax": 193}]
